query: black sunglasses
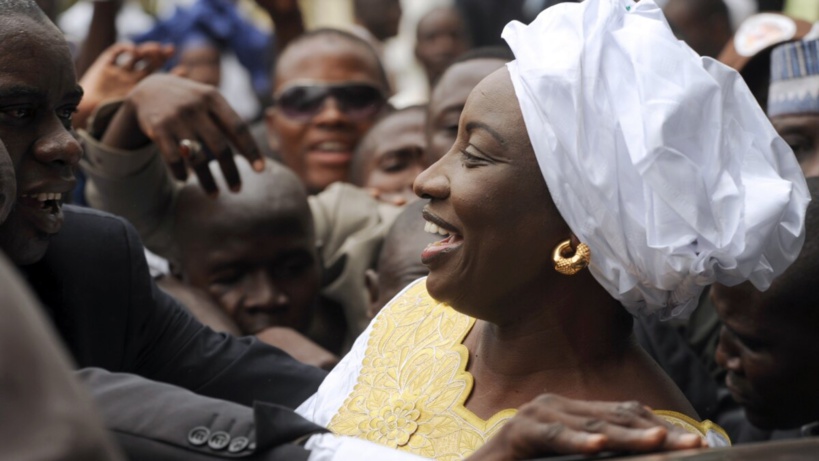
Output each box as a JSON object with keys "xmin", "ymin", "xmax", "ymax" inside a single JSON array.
[{"xmin": 274, "ymin": 82, "xmax": 386, "ymax": 121}]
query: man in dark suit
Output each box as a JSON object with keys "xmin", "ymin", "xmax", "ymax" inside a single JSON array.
[
  {"xmin": 0, "ymin": 2, "xmax": 331, "ymax": 458},
  {"xmin": 22, "ymin": 205, "xmax": 325, "ymax": 409}
]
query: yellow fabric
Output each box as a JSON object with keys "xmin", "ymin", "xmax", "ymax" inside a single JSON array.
[
  {"xmin": 654, "ymin": 410, "xmax": 731, "ymax": 446},
  {"xmin": 327, "ymin": 279, "xmax": 728, "ymax": 460}
]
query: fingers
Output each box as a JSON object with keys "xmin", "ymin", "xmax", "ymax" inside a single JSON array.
[
  {"xmin": 662, "ymin": 428, "xmax": 704, "ymax": 451},
  {"xmin": 208, "ymin": 92, "xmax": 265, "ymax": 172},
  {"xmin": 194, "ymin": 113, "xmax": 242, "ymax": 192},
  {"xmin": 126, "ymin": 75, "xmax": 264, "ymax": 195},
  {"xmin": 510, "ymin": 394, "xmax": 704, "ymax": 456},
  {"xmin": 131, "ymin": 42, "xmax": 174, "ymax": 76},
  {"xmin": 491, "ymin": 417, "xmax": 607, "ymax": 460},
  {"xmin": 104, "ymin": 42, "xmax": 136, "ymax": 65},
  {"xmin": 154, "ymin": 129, "xmax": 188, "ymax": 181},
  {"xmin": 178, "ymin": 137, "xmax": 219, "ymax": 196}
]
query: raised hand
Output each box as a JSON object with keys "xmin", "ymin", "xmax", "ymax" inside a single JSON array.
[
  {"xmin": 100, "ymin": 74, "xmax": 265, "ymax": 195},
  {"xmin": 77, "ymin": 42, "xmax": 173, "ymax": 130}
]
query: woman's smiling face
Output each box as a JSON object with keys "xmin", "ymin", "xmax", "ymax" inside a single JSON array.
[{"xmin": 413, "ymin": 68, "xmax": 569, "ymax": 321}]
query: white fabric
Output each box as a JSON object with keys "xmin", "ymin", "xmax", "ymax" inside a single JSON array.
[
  {"xmin": 296, "ymin": 279, "xmax": 422, "ymax": 425},
  {"xmin": 503, "ymin": 0, "xmax": 809, "ymax": 319},
  {"xmin": 305, "ymin": 433, "xmax": 429, "ymax": 461}
]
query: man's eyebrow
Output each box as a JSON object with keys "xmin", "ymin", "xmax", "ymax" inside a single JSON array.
[
  {"xmin": 0, "ymin": 85, "xmax": 44, "ymax": 100},
  {"xmin": 465, "ymin": 120, "xmax": 506, "ymax": 146}
]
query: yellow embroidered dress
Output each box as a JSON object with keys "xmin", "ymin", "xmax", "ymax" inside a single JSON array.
[{"xmin": 296, "ymin": 279, "xmax": 729, "ymax": 460}]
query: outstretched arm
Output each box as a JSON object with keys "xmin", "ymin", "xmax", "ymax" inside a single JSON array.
[{"xmin": 255, "ymin": 0, "xmax": 305, "ymax": 55}]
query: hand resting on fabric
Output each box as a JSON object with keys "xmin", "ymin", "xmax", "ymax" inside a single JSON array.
[{"xmin": 467, "ymin": 394, "xmax": 703, "ymax": 461}]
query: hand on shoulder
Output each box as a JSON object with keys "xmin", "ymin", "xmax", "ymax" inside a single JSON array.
[{"xmin": 467, "ymin": 394, "xmax": 703, "ymax": 461}]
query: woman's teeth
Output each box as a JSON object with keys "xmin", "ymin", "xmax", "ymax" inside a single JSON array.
[{"xmin": 424, "ymin": 221, "xmax": 450, "ymax": 237}]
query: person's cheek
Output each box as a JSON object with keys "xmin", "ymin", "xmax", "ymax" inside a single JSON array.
[{"xmin": 211, "ymin": 287, "xmax": 242, "ymax": 319}]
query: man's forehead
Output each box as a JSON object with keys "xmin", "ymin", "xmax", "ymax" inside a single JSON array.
[
  {"xmin": 432, "ymin": 60, "xmax": 505, "ymax": 111},
  {"xmin": 276, "ymin": 41, "xmax": 378, "ymax": 82},
  {"xmin": 713, "ymin": 282, "xmax": 783, "ymax": 330}
]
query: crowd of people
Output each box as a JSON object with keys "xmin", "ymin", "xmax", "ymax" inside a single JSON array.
[{"xmin": 1, "ymin": 0, "xmax": 818, "ymax": 459}]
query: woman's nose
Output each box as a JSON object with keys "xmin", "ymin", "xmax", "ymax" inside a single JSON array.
[{"xmin": 413, "ymin": 155, "xmax": 450, "ymax": 200}]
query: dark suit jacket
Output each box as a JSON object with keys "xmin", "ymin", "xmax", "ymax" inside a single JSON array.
[
  {"xmin": 18, "ymin": 206, "xmax": 328, "ymax": 457},
  {"xmin": 0, "ymin": 253, "xmax": 123, "ymax": 461},
  {"xmin": 79, "ymin": 369, "xmax": 325, "ymax": 460}
]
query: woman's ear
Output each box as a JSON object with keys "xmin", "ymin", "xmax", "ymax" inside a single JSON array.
[
  {"xmin": 570, "ymin": 233, "xmax": 582, "ymax": 251},
  {"xmin": 264, "ymin": 107, "xmax": 280, "ymax": 153}
]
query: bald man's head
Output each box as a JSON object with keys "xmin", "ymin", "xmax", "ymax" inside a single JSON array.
[{"xmin": 174, "ymin": 159, "xmax": 321, "ymax": 335}]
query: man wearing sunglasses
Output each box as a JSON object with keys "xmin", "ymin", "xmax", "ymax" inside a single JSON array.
[
  {"xmin": 83, "ymin": 29, "xmax": 398, "ymax": 344},
  {"xmin": 264, "ymin": 28, "xmax": 391, "ymax": 195}
]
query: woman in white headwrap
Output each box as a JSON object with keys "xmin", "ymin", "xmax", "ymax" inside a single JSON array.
[{"xmin": 296, "ymin": 1, "xmax": 809, "ymax": 459}]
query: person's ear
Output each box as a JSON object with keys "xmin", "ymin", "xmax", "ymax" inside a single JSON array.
[
  {"xmin": 365, "ymin": 269, "xmax": 380, "ymax": 320},
  {"xmin": 264, "ymin": 107, "xmax": 280, "ymax": 153},
  {"xmin": 570, "ymin": 233, "xmax": 581, "ymax": 250}
]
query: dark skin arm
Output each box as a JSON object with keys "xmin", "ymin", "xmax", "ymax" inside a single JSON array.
[
  {"xmin": 467, "ymin": 394, "xmax": 704, "ymax": 461},
  {"xmin": 254, "ymin": 0, "xmax": 305, "ymax": 55},
  {"xmin": 75, "ymin": 0, "xmax": 123, "ymax": 78},
  {"xmin": 100, "ymin": 74, "xmax": 265, "ymax": 195}
]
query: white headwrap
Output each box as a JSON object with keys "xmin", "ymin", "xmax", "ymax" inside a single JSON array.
[{"xmin": 503, "ymin": 0, "xmax": 809, "ymax": 319}]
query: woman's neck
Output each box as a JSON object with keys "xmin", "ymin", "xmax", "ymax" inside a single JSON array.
[{"xmin": 461, "ymin": 272, "xmax": 641, "ymax": 418}]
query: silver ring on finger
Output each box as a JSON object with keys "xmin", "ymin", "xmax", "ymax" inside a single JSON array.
[{"xmin": 179, "ymin": 139, "xmax": 204, "ymax": 162}]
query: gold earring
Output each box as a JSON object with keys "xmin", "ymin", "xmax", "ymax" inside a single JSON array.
[{"xmin": 553, "ymin": 239, "xmax": 590, "ymax": 275}]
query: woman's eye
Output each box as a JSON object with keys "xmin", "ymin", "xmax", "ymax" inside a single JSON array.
[{"xmin": 460, "ymin": 148, "xmax": 487, "ymax": 167}]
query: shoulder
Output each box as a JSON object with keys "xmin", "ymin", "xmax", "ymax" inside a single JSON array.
[
  {"xmin": 309, "ymin": 183, "xmax": 400, "ymax": 237},
  {"xmin": 45, "ymin": 206, "xmax": 146, "ymax": 271},
  {"xmin": 63, "ymin": 204, "xmax": 132, "ymax": 229},
  {"xmin": 60, "ymin": 205, "xmax": 142, "ymax": 247}
]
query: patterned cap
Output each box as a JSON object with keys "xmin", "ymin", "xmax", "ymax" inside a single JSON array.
[{"xmin": 768, "ymin": 38, "xmax": 819, "ymax": 117}]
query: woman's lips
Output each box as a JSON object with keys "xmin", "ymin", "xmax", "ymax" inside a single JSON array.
[
  {"xmin": 421, "ymin": 219, "xmax": 463, "ymax": 264},
  {"xmin": 421, "ymin": 233, "xmax": 463, "ymax": 264}
]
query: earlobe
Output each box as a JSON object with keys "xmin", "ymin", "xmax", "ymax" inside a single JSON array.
[{"xmin": 364, "ymin": 268, "xmax": 380, "ymax": 320}]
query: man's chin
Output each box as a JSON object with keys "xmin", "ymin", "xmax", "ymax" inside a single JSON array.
[
  {"xmin": 0, "ymin": 225, "xmax": 51, "ymax": 266},
  {"xmin": 5, "ymin": 242, "xmax": 49, "ymax": 266},
  {"xmin": 743, "ymin": 406, "xmax": 805, "ymax": 432}
]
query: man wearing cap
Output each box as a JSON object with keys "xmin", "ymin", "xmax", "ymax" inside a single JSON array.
[
  {"xmin": 718, "ymin": 12, "xmax": 818, "ymax": 105},
  {"xmin": 768, "ymin": 38, "xmax": 819, "ymax": 177}
]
